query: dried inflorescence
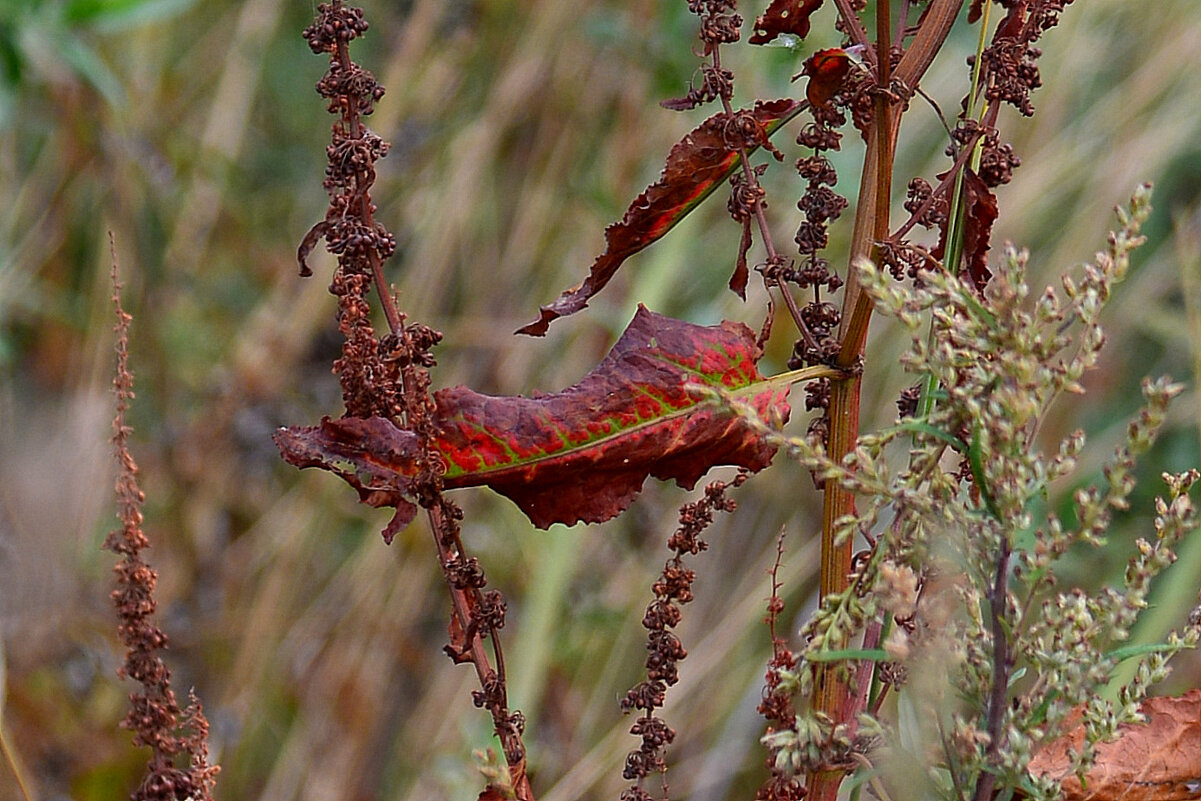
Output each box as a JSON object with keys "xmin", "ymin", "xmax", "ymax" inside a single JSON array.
[
  {"xmin": 873, "ymin": 0, "xmax": 1075, "ymax": 415},
  {"xmin": 790, "ymin": 105, "xmax": 851, "ymax": 449},
  {"xmin": 301, "ymin": 1, "xmax": 402, "ymax": 420},
  {"xmin": 106, "ymin": 260, "xmax": 217, "ymax": 801},
  {"xmin": 620, "ymin": 475, "xmax": 745, "ymax": 799},
  {"xmin": 297, "ymin": 4, "xmax": 532, "ymax": 797},
  {"xmin": 661, "ymin": 0, "xmax": 741, "ymax": 111}
]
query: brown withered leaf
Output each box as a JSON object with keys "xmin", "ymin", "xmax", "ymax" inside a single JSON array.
[
  {"xmin": 274, "ymin": 414, "xmax": 421, "ymax": 543},
  {"xmin": 276, "ymin": 307, "xmax": 801, "ymax": 533},
  {"xmin": 749, "ymin": 0, "xmax": 824, "ymax": 45},
  {"xmin": 959, "ymin": 169, "xmax": 998, "ymax": 291},
  {"xmin": 517, "ymin": 99, "xmax": 801, "ymax": 337},
  {"xmin": 445, "ymin": 607, "xmax": 473, "ymax": 664},
  {"xmin": 1028, "ymin": 690, "xmax": 1201, "ymax": 800},
  {"xmin": 732, "ymin": 216, "xmax": 753, "ymax": 299},
  {"xmin": 933, "ymin": 168, "xmax": 997, "ymax": 292},
  {"xmin": 296, "ymin": 220, "xmax": 328, "ymax": 277}
]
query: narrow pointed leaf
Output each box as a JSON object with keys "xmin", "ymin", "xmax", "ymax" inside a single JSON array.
[
  {"xmin": 517, "ymin": 100, "xmax": 803, "ymax": 337},
  {"xmin": 277, "ymin": 307, "xmax": 837, "ymax": 532}
]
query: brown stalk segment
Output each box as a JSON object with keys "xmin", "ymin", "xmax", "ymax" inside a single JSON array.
[
  {"xmin": 106, "ymin": 247, "xmax": 218, "ymax": 801},
  {"xmin": 809, "ymin": 2, "xmax": 965, "ymax": 799}
]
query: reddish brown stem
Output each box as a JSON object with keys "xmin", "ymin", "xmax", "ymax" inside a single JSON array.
[
  {"xmin": 850, "ymin": 617, "xmax": 884, "ymax": 719},
  {"xmin": 832, "ymin": 0, "xmax": 871, "ymax": 50},
  {"xmin": 712, "ymin": 48, "xmax": 817, "ymax": 350},
  {"xmin": 334, "ymin": 37, "xmax": 402, "ymax": 337},
  {"xmin": 809, "ymin": 2, "xmax": 973, "ymax": 800},
  {"xmin": 971, "ymin": 536, "xmax": 1013, "ymax": 801},
  {"xmin": 428, "ymin": 503, "xmax": 534, "ymax": 801},
  {"xmin": 889, "ymin": 100, "xmax": 999, "ymax": 244}
]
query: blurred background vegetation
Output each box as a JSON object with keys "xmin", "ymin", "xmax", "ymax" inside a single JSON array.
[{"xmin": 1, "ymin": 0, "xmax": 1199, "ymax": 799}]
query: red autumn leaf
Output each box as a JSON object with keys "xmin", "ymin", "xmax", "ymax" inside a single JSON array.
[
  {"xmin": 517, "ymin": 99, "xmax": 802, "ymax": 337},
  {"xmin": 750, "ymin": 0, "xmax": 824, "ymax": 45},
  {"xmin": 802, "ymin": 48, "xmax": 854, "ymax": 109},
  {"xmin": 1028, "ymin": 690, "xmax": 1201, "ymax": 800},
  {"xmin": 995, "ymin": 0, "xmax": 1031, "ymax": 41},
  {"xmin": 933, "ymin": 168, "xmax": 997, "ymax": 292},
  {"xmin": 276, "ymin": 307, "xmax": 824, "ymax": 534},
  {"xmin": 973, "ymin": 0, "xmax": 1029, "ymax": 33}
]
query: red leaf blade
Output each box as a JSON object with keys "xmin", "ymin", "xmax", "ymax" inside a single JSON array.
[
  {"xmin": 960, "ymin": 169, "xmax": 998, "ymax": 291},
  {"xmin": 749, "ymin": 0, "xmax": 824, "ymax": 45},
  {"xmin": 277, "ymin": 307, "xmax": 799, "ymax": 530},
  {"xmin": 517, "ymin": 99, "xmax": 801, "ymax": 337},
  {"xmin": 802, "ymin": 48, "xmax": 854, "ymax": 109},
  {"xmin": 933, "ymin": 167, "xmax": 997, "ymax": 292}
]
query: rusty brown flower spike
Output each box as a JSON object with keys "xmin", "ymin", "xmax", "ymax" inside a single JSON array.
[
  {"xmin": 296, "ymin": 5, "xmax": 536, "ymax": 799},
  {"xmin": 620, "ymin": 475, "xmax": 745, "ymax": 801},
  {"xmin": 106, "ymin": 245, "xmax": 217, "ymax": 801}
]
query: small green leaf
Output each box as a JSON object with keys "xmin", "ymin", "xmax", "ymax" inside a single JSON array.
[
  {"xmin": 896, "ymin": 419, "xmax": 968, "ymax": 450},
  {"xmin": 805, "ymin": 647, "xmax": 891, "ymax": 663},
  {"xmin": 969, "ymin": 423, "xmax": 1002, "ymax": 519},
  {"xmin": 1106, "ymin": 641, "xmax": 1192, "ymax": 663}
]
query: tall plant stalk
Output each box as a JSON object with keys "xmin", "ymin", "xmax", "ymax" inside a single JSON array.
[{"xmin": 811, "ymin": 2, "xmax": 964, "ymax": 798}]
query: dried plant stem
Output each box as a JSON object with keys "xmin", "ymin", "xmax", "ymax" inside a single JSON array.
[
  {"xmin": 831, "ymin": 0, "xmax": 871, "ymax": 50},
  {"xmin": 889, "ymin": 125, "xmax": 983, "ymax": 244},
  {"xmin": 837, "ymin": 0, "xmax": 965, "ymax": 349},
  {"xmin": 333, "ymin": 36, "xmax": 402, "ymax": 337},
  {"xmin": 428, "ymin": 503, "xmax": 535, "ymax": 801},
  {"xmin": 713, "ymin": 48, "xmax": 816, "ymax": 350},
  {"xmin": 810, "ymin": 3, "xmax": 967, "ymax": 799},
  {"xmin": 303, "ymin": 7, "xmax": 531, "ymax": 797},
  {"xmin": 972, "ymin": 535, "xmax": 1012, "ymax": 801},
  {"xmin": 0, "ymin": 721, "xmax": 34, "ymax": 801},
  {"xmin": 106, "ymin": 242, "xmax": 217, "ymax": 801}
]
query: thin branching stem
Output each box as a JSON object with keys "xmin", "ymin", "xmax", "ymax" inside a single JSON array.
[
  {"xmin": 333, "ymin": 36, "xmax": 402, "ymax": 337},
  {"xmin": 972, "ymin": 534, "xmax": 1012, "ymax": 801},
  {"xmin": 832, "ymin": 0, "xmax": 871, "ymax": 50},
  {"xmin": 428, "ymin": 503, "xmax": 535, "ymax": 801},
  {"xmin": 712, "ymin": 48, "xmax": 819, "ymax": 352}
]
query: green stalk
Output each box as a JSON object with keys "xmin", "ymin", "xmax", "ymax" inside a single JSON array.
[{"xmin": 916, "ymin": 2, "xmax": 993, "ymax": 419}]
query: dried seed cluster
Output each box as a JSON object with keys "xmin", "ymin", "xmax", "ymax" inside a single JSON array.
[
  {"xmin": 661, "ymin": 1, "xmax": 741, "ymax": 110},
  {"xmin": 298, "ymin": 4, "xmax": 531, "ymax": 796},
  {"xmin": 106, "ymin": 267, "xmax": 217, "ymax": 801},
  {"xmin": 619, "ymin": 475, "xmax": 744, "ymax": 800}
]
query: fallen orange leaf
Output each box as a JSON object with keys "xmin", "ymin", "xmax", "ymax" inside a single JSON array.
[{"xmin": 1028, "ymin": 690, "xmax": 1201, "ymax": 800}]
